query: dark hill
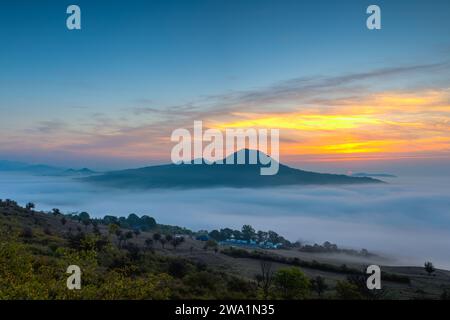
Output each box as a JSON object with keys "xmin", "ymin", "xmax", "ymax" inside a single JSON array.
[{"xmin": 82, "ymin": 149, "xmax": 382, "ymax": 189}]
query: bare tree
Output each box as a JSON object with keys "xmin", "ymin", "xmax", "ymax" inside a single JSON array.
[
  {"xmin": 311, "ymin": 276, "xmax": 328, "ymax": 297},
  {"xmin": 256, "ymin": 260, "xmax": 274, "ymax": 299}
]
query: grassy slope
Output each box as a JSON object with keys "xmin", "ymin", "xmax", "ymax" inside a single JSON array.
[{"xmin": 1, "ymin": 201, "xmax": 449, "ymax": 300}]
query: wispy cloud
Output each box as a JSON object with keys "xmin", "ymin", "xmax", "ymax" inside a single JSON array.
[
  {"xmin": 27, "ymin": 120, "xmax": 66, "ymax": 134},
  {"xmin": 2, "ymin": 62, "xmax": 449, "ymax": 166},
  {"xmin": 195, "ymin": 62, "xmax": 449, "ymax": 111}
]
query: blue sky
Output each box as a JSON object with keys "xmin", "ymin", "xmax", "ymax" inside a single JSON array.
[{"xmin": 0, "ymin": 0, "xmax": 449, "ymax": 170}]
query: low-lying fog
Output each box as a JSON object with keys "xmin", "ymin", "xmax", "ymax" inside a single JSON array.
[{"xmin": 1, "ymin": 172, "xmax": 450, "ymax": 269}]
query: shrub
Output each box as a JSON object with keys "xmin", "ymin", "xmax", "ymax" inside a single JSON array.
[
  {"xmin": 20, "ymin": 227, "xmax": 33, "ymax": 239},
  {"xmin": 335, "ymin": 280, "xmax": 363, "ymax": 300},
  {"xmin": 272, "ymin": 267, "xmax": 310, "ymax": 299},
  {"xmin": 168, "ymin": 259, "xmax": 191, "ymax": 278}
]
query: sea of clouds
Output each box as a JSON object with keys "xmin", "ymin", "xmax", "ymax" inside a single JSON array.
[{"xmin": 1, "ymin": 172, "xmax": 450, "ymax": 269}]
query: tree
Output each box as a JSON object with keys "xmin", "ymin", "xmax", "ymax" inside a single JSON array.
[
  {"xmin": 108, "ymin": 223, "xmax": 119, "ymax": 238},
  {"xmin": 219, "ymin": 228, "xmax": 233, "ymax": 240},
  {"xmin": 145, "ymin": 238, "xmax": 154, "ymax": 251},
  {"xmin": 267, "ymin": 230, "xmax": 280, "ymax": 244},
  {"xmin": 93, "ymin": 225, "xmax": 101, "ymax": 236},
  {"xmin": 256, "ymin": 260, "xmax": 273, "ymax": 300},
  {"xmin": 52, "ymin": 208, "xmax": 61, "ymax": 216},
  {"xmin": 168, "ymin": 259, "xmax": 189, "ymax": 278},
  {"xmin": 103, "ymin": 215, "xmax": 118, "ymax": 225},
  {"xmin": 124, "ymin": 242, "xmax": 141, "ymax": 261},
  {"xmin": 257, "ymin": 231, "xmax": 268, "ymax": 243},
  {"xmin": 118, "ymin": 234, "xmax": 126, "ymax": 248},
  {"xmin": 204, "ymin": 239, "xmax": 218, "ymax": 251},
  {"xmin": 160, "ymin": 238, "xmax": 167, "ymax": 249},
  {"xmin": 209, "ymin": 229, "xmax": 222, "ymax": 241},
  {"xmin": 78, "ymin": 211, "xmax": 90, "ymax": 221},
  {"xmin": 153, "ymin": 233, "xmax": 162, "ymax": 247},
  {"xmin": 241, "ymin": 225, "xmax": 256, "ymax": 241},
  {"xmin": 171, "ymin": 237, "xmax": 184, "ymax": 250},
  {"xmin": 140, "ymin": 215, "xmax": 157, "ymax": 231},
  {"xmin": 424, "ymin": 261, "xmax": 435, "ymax": 276},
  {"xmin": 25, "ymin": 202, "xmax": 35, "ymax": 210},
  {"xmin": 165, "ymin": 234, "xmax": 173, "ymax": 242},
  {"xmin": 311, "ymin": 276, "xmax": 328, "ymax": 297},
  {"xmin": 60, "ymin": 217, "xmax": 67, "ymax": 226},
  {"xmin": 127, "ymin": 213, "xmax": 141, "ymax": 227},
  {"xmin": 232, "ymin": 229, "xmax": 243, "ymax": 240},
  {"xmin": 125, "ymin": 231, "xmax": 134, "ymax": 244},
  {"xmin": 82, "ymin": 219, "xmax": 91, "ymax": 230},
  {"xmin": 272, "ymin": 267, "xmax": 310, "ymax": 299},
  {"xmin": 118, "ymin": 216, "xmax": 128, "ymax": 228}
]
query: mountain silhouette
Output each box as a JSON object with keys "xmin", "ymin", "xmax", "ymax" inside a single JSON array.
[
  {"xmin": 82, "ymin": 149, "xmax": 383, "ymax": 189},
  {"xmin": 0, "ymin": 160, "xmax": 96, "ymax": 176}
]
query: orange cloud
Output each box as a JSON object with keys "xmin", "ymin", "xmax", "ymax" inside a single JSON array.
[{"xmin": 211, "ymin": 90, "xmax": 450, "ymax": 161}]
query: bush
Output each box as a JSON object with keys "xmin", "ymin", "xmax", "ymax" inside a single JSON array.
[
  {"xmin": 335, "ymin": 281, "xmax": 363, "ymax": 300},
  {"xmin": 20, "ymin": 227, "xmax": 33, "ymax": 239},
  {"xmin": 272, "ymin": 267, "xmax": 310, "ymax": 299},
  {"xmin": 43, "ymin": 227, "xmax": 52, "ymax": 235},
  {"xmin": 168, "ymin": 259, "xmax": 191, "ymax": 278}
]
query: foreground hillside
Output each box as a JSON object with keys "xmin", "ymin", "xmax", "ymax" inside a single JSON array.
[{"xmin": 1, "ymin": 199, "xmax": 449, "ymax": 300}]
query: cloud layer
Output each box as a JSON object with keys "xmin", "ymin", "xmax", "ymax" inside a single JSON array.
[{"xmin": 1, "ymin": 172, "xmax": 450, "ymax": 269}]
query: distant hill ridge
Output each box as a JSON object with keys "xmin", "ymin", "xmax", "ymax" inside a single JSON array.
[
  {"xmin": 351, "ymin": 172, "xmax": 397, "ymax": 178},
  {"xmin": 0, "ymin": 160, "xmax": 97, "ymax": 176},
  {"xmin": 82, "ymin": 149, "xmax": 383, "ymax": 189}
]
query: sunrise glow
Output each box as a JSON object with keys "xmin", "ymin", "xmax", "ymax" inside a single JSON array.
[{"xmin": 211, "ymin": 91, "xmax": 450, "ymax": 160}]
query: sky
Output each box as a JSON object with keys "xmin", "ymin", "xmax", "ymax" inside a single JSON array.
[{"xmin": 0, "ymin": 0, "xmax": 449, "ymax": 173}]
